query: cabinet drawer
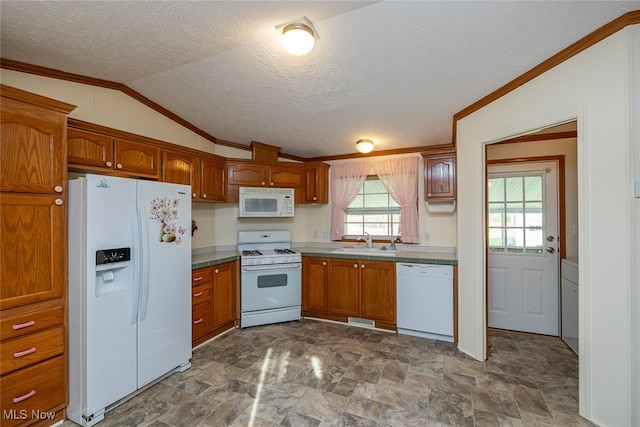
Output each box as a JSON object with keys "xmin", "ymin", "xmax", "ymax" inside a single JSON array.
[
  {"xmin": 192, "ymin": 268, "xmax": 212, "ymax": 286},
  {"xmin": 1, "ymin": 305, "xmax": 64, "ymax": 341},
  {"xmin": 192, "ymin": 283, "xmax": 212, "ymax": 306},
  {"xmin": 0, "ymin": 356, "xmax": 65, "ymax": 427},
  {"xmin": 192, "ymin": 303, "xmax": 213, "ymax": 340},
  {"xmin": 1, "ymin": 326, "xmax": 64, "ymax": 375}
]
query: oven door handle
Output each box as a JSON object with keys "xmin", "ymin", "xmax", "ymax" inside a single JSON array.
[{"xmin": 242, "ymin": 263, "xmax": 302, "ymax": 272}]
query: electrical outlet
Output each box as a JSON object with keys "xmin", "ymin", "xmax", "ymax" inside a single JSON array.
[{"xmin": 424, "ymin": 232, "xmax": 431, "ymax": 242}]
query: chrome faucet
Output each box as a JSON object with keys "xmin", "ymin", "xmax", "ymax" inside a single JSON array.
[{"xmin": 360, "ymin": 232, "xmax": 373, "ymax": 249}]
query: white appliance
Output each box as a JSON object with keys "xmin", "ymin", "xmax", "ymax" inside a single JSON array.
[
  {"xmin": 238, "ymin": 187, "xmax": 295, "ymax": 218},
  {"xmin": 67, "ymin": 174, "xmax": 192, "ymax": 426},
  {"xmin": 238, "ymin": 230, "xmax": 301, "ymax": 327},
  {"xmin": 396, "ymin": 263, "xmax": 454, "ymax": 342}
]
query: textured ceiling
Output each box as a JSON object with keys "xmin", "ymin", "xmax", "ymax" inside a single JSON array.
[{"xmin": 1, "ymin": 1, "xmax": 638, "ymax": 158}]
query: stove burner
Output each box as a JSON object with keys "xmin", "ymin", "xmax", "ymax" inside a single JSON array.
[
  {"xmin": 274, "ymin": 248, "xmax": 296, "ymax": 255},
  {"xmin": 242, "ymin": 250, "xmax": 263, "ymax": 256}
]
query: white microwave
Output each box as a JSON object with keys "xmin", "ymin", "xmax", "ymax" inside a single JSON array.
[{"xmin": 238, "ymin": 187, "xmax": 295, "ymax": 218}]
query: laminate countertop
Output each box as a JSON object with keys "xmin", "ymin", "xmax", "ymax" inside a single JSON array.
[
  {"xmin": 294, "ymin": 247, "xmax": 457, "ymax": 265},
  {"xmin": 191, "ymin": 247, "xmax": 457, "ymax": 270}
]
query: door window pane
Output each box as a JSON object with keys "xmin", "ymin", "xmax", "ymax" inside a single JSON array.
[{"xmin": 488, "ymin": 172, "xmax": 546, "ymax": 255}]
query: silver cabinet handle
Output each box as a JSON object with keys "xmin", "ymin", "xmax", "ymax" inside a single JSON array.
[
  {"xmin": 55, "ymin": 199, "xmax": 63, "ymax": 206},
  {"xmin": 106, "ymin": 161, "xmax": 113, "ymax": 167},
  {"xmin": 353, "ymin": 263, "xmax": 358, "ymax": 268},
  {"xmin": 54, "ymin": 185, "xmax": 63, "ymax": 193},
  {"xmin": 547, "ymin": 247, "xmax": 556, "ymax": 254},
  {"xmin": 361, "ymin": 264, "xmax": 365, "ymax": 268},
  {"xmin": 261, "ymin": 182, "xmax": 266, "ymax": 186},
  {"xmin": 322, "ymin": 261, "xmax": 326, "ymax": 266},
  {"xmin": 193, "ymin": 193, "xmax": 197, "ymax": 198},
  {"xmin": 214, "ymin": 269, "xmax": 219, "ymax": 274},
  {"xmin": 202, "ymin": 194, "xmax": 207, "ymax": 198},
  {"xmin": 116, "ymin": 163, "xmax": 123, "ymax": 169}
]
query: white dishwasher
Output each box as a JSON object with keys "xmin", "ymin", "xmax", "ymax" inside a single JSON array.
[{"xmin": 396, "ymin": 263, "xmax": 454, "ymax": 342}]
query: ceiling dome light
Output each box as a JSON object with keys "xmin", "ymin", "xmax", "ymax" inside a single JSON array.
[
  {"xmin": 355, "ymin": 139, "xmax": 375, "ymax": 154},
  {"xmin": 281, "ymin": 23, "xmax": 315, "ymax": 56},
  {"xmin": 276, "ymin": 17, "xmax": 318, "ymax": 56}
]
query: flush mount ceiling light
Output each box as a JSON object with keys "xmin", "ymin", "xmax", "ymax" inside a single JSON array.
[
  {"xmin": 276, "ymin": 17, "xmax": 318, "ymax": 56},
  {"xmin": 355, "ymin": 139, "xmax": 375, "ymax": 154}
]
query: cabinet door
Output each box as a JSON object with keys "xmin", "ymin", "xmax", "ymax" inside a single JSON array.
[
  {"xmin": 1, "ymin": 102, "xmax": 67, "ymax": 194},
  {"xmin": 0, "ymin": 194, "xmax": 65, "ymax": 309},
  {"xmin": 270, "ymin": 165, "xmax": 304, "ymax": 188},
  {"xmin": 304, "ymin": 164, "xmax": 329, "ymax": 204},
  {"xmin": 327, "ymin": 259, "xmax": 360, "ymax": 317},
  {"xmin": 200, "ymin": 158, "xmax": 226, "ymax": 201},
  {"xmin": 113, "ymin": 138, "xmax": 160, "ymax": 178},
  {"xmin": 425, "ymin": 154, "xmax": 456, "ymax": 200},
  {"xmin": 67, "ymin": 128, "xmax": 113, "ymax": 171},
  {"xmin": 360, "ymin": 261, "xmax": 395, "ymax": 323},
  {"xmin": 303, "ymin": 257, "xmax": 328, "ymax": 313},
  {"xmin": 212, "ymin": 262, "xmax": 235, "ymax": 328},
  {"xmin": 162, "ymin": 150, "xmax": 198, "ymax": 197},
  {"xmin": 228, "ymin": 163, "xmax": 268, "ymax": 186}
]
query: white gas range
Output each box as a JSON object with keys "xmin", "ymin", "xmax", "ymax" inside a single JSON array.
[{"xmin": 237, "ymin": 230, "xmax": 302, "ymax": 328}]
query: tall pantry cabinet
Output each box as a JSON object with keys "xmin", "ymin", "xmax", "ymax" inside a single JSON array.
[{"xmin": 0, "ymin": 84, "xmax": 75, "ymax": 426}]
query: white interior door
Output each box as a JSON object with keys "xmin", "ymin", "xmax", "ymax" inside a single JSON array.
[{"xmin": 488, "ymin": 161, "xmax": 559, "ymax": 335}]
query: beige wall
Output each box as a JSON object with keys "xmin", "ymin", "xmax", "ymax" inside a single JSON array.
[{"xmin": 457, "ymin": 26, "xmax": 637, "ymax": 426}]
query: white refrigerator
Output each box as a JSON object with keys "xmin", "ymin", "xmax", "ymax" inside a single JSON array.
[{"xmin": 67, "ymin": 174, "xmax": 192, "ymax": 426}]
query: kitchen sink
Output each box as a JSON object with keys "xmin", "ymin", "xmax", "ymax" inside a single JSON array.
[{"xmin": 331, "ymin": 247, "xmax": 398, "ymax": 257}]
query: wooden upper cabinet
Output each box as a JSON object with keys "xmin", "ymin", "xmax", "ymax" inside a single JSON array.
[
  {"xmin": 113, "ymin": 138, "xmax": 159, "ymax": 178},
  {"xmin": 67, "ymin": 128, "xmax": 113, "ymax": 170},
  {"xmin": 0, "ymin": 88, "xmax": 73, "ymax": 194},
  {"xmin": 228, "ymin": 161, "xmax": 304, "ymax": 188},
  {"xmin": 228, "ymin": 162, "xmax": 269, "ymax": 187},
  {"xmin": 270, "ymin": 165, "xmax": 303, "ymax": 188},
  {"xmin": 424, "ymin": 153, "xmax": 456, "ymax": 201},
  {"xmin": 162, "ymin": 150, "xmax": 197, "ymax": 191},
  {"xmin": 0, "ymin": 193, "xmax": 65, "ymax": 310},
  {"xmin": 304, "ymin": 162, "xmax": 329, "ymax": 204},
  {"xmin": 67, "ymin": 128, "xmax": 159, "ymax": 179},
  {"xmin": 200, "ymin": 157, "xmax": 226, "ymax": 202}
]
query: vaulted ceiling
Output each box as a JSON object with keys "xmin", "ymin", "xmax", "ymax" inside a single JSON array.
[{"xmin": 1, "ymin": 1, "xmax": 638, "ymax": 158}]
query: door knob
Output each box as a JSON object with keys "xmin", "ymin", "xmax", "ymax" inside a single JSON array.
[{"xmin": 547, "ymin": 247, "xmax": 556, "ymax": 254}]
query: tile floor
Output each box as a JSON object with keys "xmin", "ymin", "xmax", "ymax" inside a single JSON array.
[{"xmin": 63, "ymin": 319, "xmax": 591, "ymax": 426}]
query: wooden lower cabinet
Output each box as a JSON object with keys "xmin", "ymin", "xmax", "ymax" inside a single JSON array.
[
  {"xmin": 302, "ymin": 257, "xmax": 396, "ymax": 330},
  {"xmin": 191, "ymin": 261, "xmax": 237, "ymax": 347},
  {"xmin": 327, "ymin": 259, "xmax": 360, "ymax": 317},
  {"xmin": 302, "ymin": 258, "xmax": 329, "ymax": 313},
  {"xmin": 360, "ymin": 261, "xmax": 396, "ymax": 324},
  {"xmin": 0, "ymin": 356, "xmax": 65, "ymax": 427},
  {"xmin": 0, "ymin": 301, "xmax": 66, "ymax": 427}
]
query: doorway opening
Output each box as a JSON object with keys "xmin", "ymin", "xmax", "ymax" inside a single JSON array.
[{"xmin": 484, "ymin": 121, "xmax": 578, "ymax": 355}]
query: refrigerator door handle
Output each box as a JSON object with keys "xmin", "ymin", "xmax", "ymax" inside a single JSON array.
[
  {"xmin": 129, "ymin": 206, "xmax": 141, "ymax": 324},
  {"xmin": 138, "ymin": 206, "xmax": 150, "ymax": 321}
]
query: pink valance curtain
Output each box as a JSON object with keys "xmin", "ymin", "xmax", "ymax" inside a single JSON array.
[
  {"xmin": 330, "ymin": 161, "xmax": 369, "ymax": 240},
  {"xmin": 374, "ymin": 156, "xmax": 420, "ymax": 244}
]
